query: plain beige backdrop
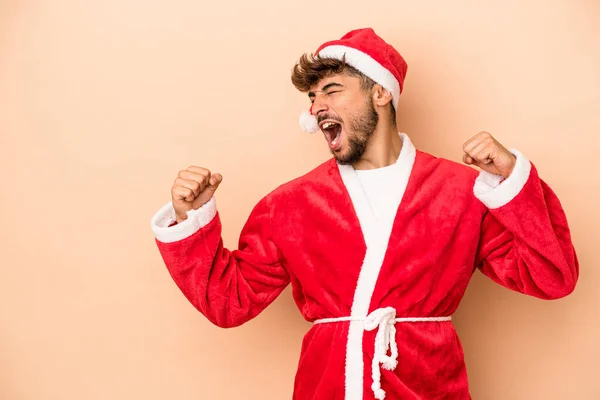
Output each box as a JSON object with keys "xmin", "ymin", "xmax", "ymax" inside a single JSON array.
[{"xmin": 1, "ymin": 0, "xmax": 599, "ymax": 399}]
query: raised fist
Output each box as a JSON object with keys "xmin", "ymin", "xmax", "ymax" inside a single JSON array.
[
  {"xmin": 171, "ymin": 166, "xmax": 222, "ymax": 223},
  {"xmin": 462, "ymin": 131, "xmax": 516, "ymax": 179}
]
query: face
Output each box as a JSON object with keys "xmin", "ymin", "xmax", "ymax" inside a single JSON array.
[{"xmin": 308, "ymin": 73, "xmax": 379, "ymax": 165}]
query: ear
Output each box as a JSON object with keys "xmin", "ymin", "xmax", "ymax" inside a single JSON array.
[{"xmin": 371, "ymin": 84, "xmax": 393, "ymax": 107}]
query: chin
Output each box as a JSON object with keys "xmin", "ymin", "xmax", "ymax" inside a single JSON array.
[
  {"xmin": 335, "ymin": 157, "xmax": 353, "ymax": 165},
  {"xmin": 332, "ymin": 150, "xmax": 353, "ymax": 165},
  {"xmin": 333, "ymin": 141, "xmax": 366, "ymax": 165}
]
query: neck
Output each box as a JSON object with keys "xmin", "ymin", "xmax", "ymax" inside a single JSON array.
[{"xmin": 352, "ymin": 122, "xmax": 402, "ymax": 170}]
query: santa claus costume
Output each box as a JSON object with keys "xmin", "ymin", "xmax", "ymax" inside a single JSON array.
[{"xmin": 150, "ymin": 28, "xmax": 579, "ymax": 400}]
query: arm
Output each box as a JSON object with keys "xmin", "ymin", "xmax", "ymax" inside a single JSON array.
[
  {"xmin": 473, "ymin": 149, "xmax": 579, "ymax": 299},
  {"xmin": 150, "ymin": 195, "xmax": 290, "ymax": 327}
]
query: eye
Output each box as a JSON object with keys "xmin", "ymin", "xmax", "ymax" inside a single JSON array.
[{"xmin": 326, "ymin": 90, "xmax": 341, "ymax": 96}]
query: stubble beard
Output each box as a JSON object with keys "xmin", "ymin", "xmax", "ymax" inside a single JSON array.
[{"xmin": 334, "ymin": 97, "xmax": 379, "ymax": 165}]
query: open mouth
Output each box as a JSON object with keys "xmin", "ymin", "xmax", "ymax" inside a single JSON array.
[{"xmin": 320, "ymin": 121, "xmax": 343, "ymax": 149}]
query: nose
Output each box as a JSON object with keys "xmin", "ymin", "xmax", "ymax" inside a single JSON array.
[{"xmin": 311, "ymin": 93, "xmax": 329, "ymax": 117}]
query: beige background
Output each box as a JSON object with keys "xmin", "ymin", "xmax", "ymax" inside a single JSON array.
[{"xmin": 1, "ymin": 0, "xmax": 598, "ymax": 399}]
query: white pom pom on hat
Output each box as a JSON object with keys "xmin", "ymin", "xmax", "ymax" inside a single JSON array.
[
  {"xmin": 299, "ymin": 110, "xmax": 319, "ymax": 133},
  {"xmin": 297, "ymin": 27, "xmax": 408, "ymax": 133}
]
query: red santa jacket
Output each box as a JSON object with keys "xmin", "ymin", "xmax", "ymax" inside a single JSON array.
[{"xmin": 150, "ymin": 133, "xmax": 578, "ymax": 400}]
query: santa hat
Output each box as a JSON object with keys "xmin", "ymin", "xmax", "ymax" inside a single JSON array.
[{"xmin": 298, "ymin": 28, "xmax": 408, "ymax": 133}]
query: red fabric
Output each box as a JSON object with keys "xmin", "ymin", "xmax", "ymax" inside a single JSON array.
[
  {"xmin": 315, "ymin": 28, "xmax": 408, "ymax": 93},
  {"xmin": 154, "ymin": 150, "xmax": 578, "ymax": 399}
]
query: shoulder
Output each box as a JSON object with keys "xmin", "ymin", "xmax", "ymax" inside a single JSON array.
[
  {"xmin": 410, "ymin": 148, "xmax": 487, "ymax": 213},
  {"xmin": 272, "ymin": 158, "xmax": 335, "ymax": 193},
  {"xmin": 414, "ymin": 149, "xmax": 479, "ymax": 183},
  {"xmin": 257, "ymin": 157, "xmax": 337, "ymax": 206}
]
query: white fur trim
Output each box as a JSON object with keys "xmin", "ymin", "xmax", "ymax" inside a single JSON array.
[
  {"xmin": 473, "ymin": 149, "xmax": 531, "ymax": 209},
  {"xmin": 150, "ymin": 196, "xmax": 217, "ymax": 243},
  {"xmin": 317, "ymin": 45, "xmax": 401, "ymax": 109},
  {"xmin": 299, "ymin": 110, "xmax": 319, "ymax": 133},
  {"xmin": 338, "ymin": 133, "xmax": 416, "ymax": 400}
]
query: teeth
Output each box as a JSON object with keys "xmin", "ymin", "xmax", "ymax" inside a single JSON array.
[{"xmin": 322, "ymin": 122, "xmax": 336, "ymax": 129}]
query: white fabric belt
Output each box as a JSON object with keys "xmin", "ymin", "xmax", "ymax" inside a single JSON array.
[{"xmin": 314, "ymin": 307, "xmax": 452, "ymax": 400}]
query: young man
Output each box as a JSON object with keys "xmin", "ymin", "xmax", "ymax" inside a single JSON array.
[{"xmin": 150, "ymin": 28, "xmax": 578, "ymax": 400}]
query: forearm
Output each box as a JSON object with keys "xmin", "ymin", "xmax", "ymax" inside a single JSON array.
[
  {"xmin": 151, "ymin": 195, "xmax": 290, "ymax": 327},
  {"xmin": 474, "ymin": 151, "xmax": 579, "ymax": 299}
]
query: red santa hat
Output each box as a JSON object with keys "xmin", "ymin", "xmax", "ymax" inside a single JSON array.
[{"xmin": 298, "ymin": 28, "xmax": 408, "ymax": 133}]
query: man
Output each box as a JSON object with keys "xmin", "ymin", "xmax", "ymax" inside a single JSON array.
[{"xmin": 150, "ymin": 28, "xmax": 578, "ymax": 400}]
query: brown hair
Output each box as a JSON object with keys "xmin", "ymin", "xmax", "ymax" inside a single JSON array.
[
  {"xmin": 291, "ymin": 53, "xmax": 376, "ymax": 93},
  {"xmin": 290, "ymin": 53, "xmax": 396, "ymax": 123}
]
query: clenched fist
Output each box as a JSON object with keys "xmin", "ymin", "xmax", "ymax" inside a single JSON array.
[
  {"xmin": 462, "ymin": 131, "xmax": 516, "ymax": 179},
  {"xmin": 171, "ymin": 166, "xmax": 223, "ymax": 223}
]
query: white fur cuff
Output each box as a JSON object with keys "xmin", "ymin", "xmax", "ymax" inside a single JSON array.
[
  {"xmin": 473, "ymin": 149, "xmax": 532, "ymax": 209},
  {"xmin": 150, "ymin": 196, "xmax": 217, "ymax": 243}
]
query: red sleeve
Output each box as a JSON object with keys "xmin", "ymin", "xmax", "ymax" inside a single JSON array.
[
  {"xmin": 474, "ymin": 159, "xmax": 579, "ymax": 300},
  {"xmin": 154, "ymin": 195, "xmax": 290, "ymax": 327}
]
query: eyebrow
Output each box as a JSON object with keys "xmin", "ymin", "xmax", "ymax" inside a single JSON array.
[{"xmin": 308, "ymin": 82, "xmax": 344, "ymax": 98}]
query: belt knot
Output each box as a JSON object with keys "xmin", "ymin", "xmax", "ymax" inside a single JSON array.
[{"xmin": 364, "ymin": 307, "xmax": 399, "ymax": 399}]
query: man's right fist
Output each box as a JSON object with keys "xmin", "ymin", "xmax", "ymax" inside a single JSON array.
[{"xmin": 171, "ymin": 166, "xmax": 223, "ymax": 223}]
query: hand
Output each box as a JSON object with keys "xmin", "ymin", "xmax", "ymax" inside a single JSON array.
[
  {"xmin": 462, "ymin": 131, "xmax": 516, "ymax": 179},
  {"xmin": 171, "ymin": 166, "xmax": 223, "ymax": 223}
]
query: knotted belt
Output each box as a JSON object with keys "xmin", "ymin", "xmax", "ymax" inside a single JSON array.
[{"xmin": 314, "ymin": 307, "xmax": 452, "ymax": 400}]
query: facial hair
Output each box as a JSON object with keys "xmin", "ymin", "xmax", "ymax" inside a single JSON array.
[{"xmin": 334, "ymin": 96, "xmax": 379, "ymax": 165}]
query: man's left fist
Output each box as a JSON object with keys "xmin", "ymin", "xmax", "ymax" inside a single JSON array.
[{"xmin": 462, "ymin": 131, "xmax": 516, "ymax": 179}]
